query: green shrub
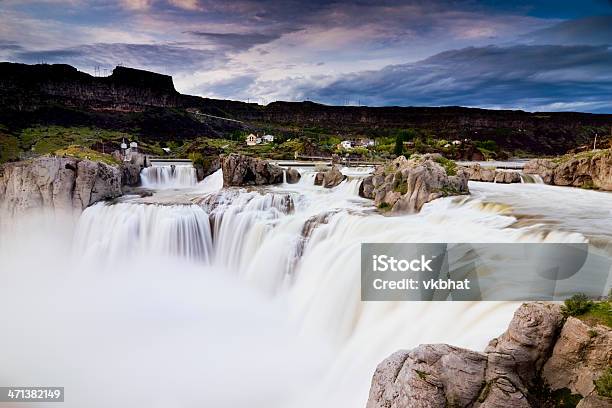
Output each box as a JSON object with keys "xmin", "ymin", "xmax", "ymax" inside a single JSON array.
[
  {"xmin": 433, "ymin": 156, "xmax": 457, "ymax": 176},
  {"xmin": 378, "ymin": 202, "xmax": 391, "ymax": 211},
  {"xmin": 551, "ymin": 387, "xmax": 583, "ymax": 407},
  {"xmin": 561, "ymin": 294, "xmax": 594, "ymax": 317},
  {"xmin": 594, "ymin": 368, "xmax": 612, "ymax": 398}
]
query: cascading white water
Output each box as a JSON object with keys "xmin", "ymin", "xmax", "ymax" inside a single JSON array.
[
  {"xmin": 519, "ymin": 173, "xmax": 544, "ymax": 183},
  {"xmin": 74, "ymin": 201, "xmax": 213, "ymax": 262},
  {"xmin": 2, "ymin": 167, "xmax": 612, "ymax": 408},
  {"xmin": 140, "ymin": 164, "xmax": 197, "ymax": 188}
]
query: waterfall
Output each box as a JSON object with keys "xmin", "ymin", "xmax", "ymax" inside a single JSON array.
[
  {"xmin": 141, "ymin": 164, "xmax": 197, "ymax": 188},
  {"xmin": 3, "ymin": 165, "xmax": 610, "ymax": 408},
  {"xmin": 520, "ymin": 173, "xmax": 544, "ymax": 183},
  {"xmin": 74, "ymin": 202, "xmax": 213, "ymax": 262}
]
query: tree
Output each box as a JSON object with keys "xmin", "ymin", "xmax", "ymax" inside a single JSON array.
[{"xmin": 394, "ymin": 129, "xmax": 417, "ymax": 157}]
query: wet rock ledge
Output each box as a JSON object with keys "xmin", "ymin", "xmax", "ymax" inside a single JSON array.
[
  {"xmin": 366, "ymin": 302, "xmax": 611, "ymax": 408},
  {"xmin": 0, "ymin": 156, "xmax": 123, "ymax": 215},
  {"xmin": 359, "ymin": 154, "xmax": 469, "ymax": 214}
]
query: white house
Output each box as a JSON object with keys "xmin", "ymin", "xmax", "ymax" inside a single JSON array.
[
  {"xmin": 246, "ymin": 134, "xmax": 257, "ymax": 146},
  {"xmin": 452, "ymin": 140, "xmax": 462, "ymax": 146},
  {"xmin": 256, "ymin": 137, "xmax": 262, "ymax": 144},
  {"xmin": 340, "ymin": 140, "xmax": 353, "ymax": 150},
  {"xmin": 262, "ymin": 134, "xmax": 274, "ymax": 143}
]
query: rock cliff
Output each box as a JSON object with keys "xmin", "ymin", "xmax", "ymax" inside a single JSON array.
[
  {"xmin": 2, "ymin": 63, "xmax": 612, "ymax": 155},
  {"xmin": 0, "ymin": 156, "xmax": 122, "ymax": 214},
  {"xmin": 366, "ymin": 302, "xmax": 611, "ymax": 408},
  {"xmin": 359, "ymin": 154, "xmax": 469, "ymax": 213},
  {"xmin": 0, "ymin": 63, "xmax": 179, "ymax": 111},
  {"xmin": 524, "ymin": 150, "xmax": 612, "ymax": 191},
  {"xmin": 220, "ymin": 154, "xmax": 284, "ymax": 186}
]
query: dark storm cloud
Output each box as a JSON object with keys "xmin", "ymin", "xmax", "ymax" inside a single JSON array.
[
  {"xmin": 302, "ymin": 45, "xmax": 612, "ymax": 112},
  {"xmin": 0, "ymin": 41, "xmax": 23, "ymax": 51},
  {"xmin": 523, "ymin": 15, "xmax": 612, "ymax": 45},
  {"xmin": 12, "ymin": 43, "xmax": 225, "ymax": 74}
]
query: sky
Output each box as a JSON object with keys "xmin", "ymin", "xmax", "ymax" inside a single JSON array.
[{"xmin": 1, "ymin": 0, "xmax": 612, "ymax": 112}]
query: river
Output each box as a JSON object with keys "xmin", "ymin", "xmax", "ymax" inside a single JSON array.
[{"xmin": 0, "ymin": 165, "xmax": 611, "ymax": 407}]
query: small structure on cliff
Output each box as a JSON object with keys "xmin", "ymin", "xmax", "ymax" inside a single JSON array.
[{"xmin": 246, "ymin": 134, "xmax": 257, "ymax": 146}]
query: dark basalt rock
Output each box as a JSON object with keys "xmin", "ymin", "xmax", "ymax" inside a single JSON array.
[{"xmin": 220, "ymin": 153, "xmax": 284, "ymax": 186}]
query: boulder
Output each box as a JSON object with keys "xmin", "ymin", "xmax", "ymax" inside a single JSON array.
[
  {"xmin": 542, "ymin": 317, "xmax": 611, "ymax": 398},
  {"xmin": 366, "ymin": 303, "xmax": 566, "ymax": 408},
  {"xmin": 322, "ymin": 166, "xmax": 345, "ymax": 188},
  {"xmin": 285, "ymin": 167, "xmax": 301, "ymax": 184},
  {"xmin": 120, "ymin": 162, "xmax": 141, "ymax": 186},
  {"xmin": 464, "ymin": 164, "xmax": 521, "ymax": 184},
  {"xmin": 314, "ymin": 172, "xmax": 324, "ymax": 186},
  {"xmin": 524, "ymin": 150, "xmax": 612, "ymax": 190},
  {"xmin": 220, "ymin": 153, "xmax": 284, "ymax": 186},
  {"xmin": 194, "ymin": 156, "xmax": 221, "ymax": 181},
  {"xmin": 0, "ymin": 156, "xmax": 122, "ymax": 214},
  {"xmin": 465, "ymin": 164, "xmax": 496, "ymax": 182},
  {"xmin": 359, "ymin": 154, "xmax": 469, "ymax": 214},
  {"xmin": 493, "ymin": 170, "xmax": 522, "ymax": 184}
]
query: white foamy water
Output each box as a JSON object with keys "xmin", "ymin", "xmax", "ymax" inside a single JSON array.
[
  {"xmin": 140, "ymin": 164, "xmax": 197, "ymax": 188},
  {"xmin": 1, "ymin": 167, "xmax": 611, "ymax": 408}
]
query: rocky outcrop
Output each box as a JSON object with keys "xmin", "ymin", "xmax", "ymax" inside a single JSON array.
[
  {"xmin": 366, "ymin": 302, "xmax": 612, "ymax": 408},
  {"xmin": 194, "ymin": 156, "xmax": 221, "ymax": 181},
  {"xmin": 494, "ymin": 170, "xmax": 522, "ymax": 184},
  {"xmin": 315, "ymin": 166, "xmax": 345, "ymax": 188},
  {"xmin": 542, "ymin": 317, "xmax": 611, "ymax": 401},
  {"xmin": 524, "ymin": 150, "xmax": 612, "ymax": 190},
  {"xmin": 220, "ymin": 153, "xmax": 284, "ymax": 186},
  {"xmin": 285, "ymin": 167, "xmax": 301, "ymax": 184},
  {"xmin": 0, "ymin": 156, "xmax": 122, "ymax": 214},
  {"xmin": 360, "ymin": 154, "xmax": 469, "ymax": 213},
  {"xmin": 120, "ymin": 162, "xmax": 141, "ymax": 186},
  {"xmin": 314, "ymin": 172, "xmax": 325, "ymax": 186},
  {"xmin": 464, "ymin": 164, "xmax": 521, "ymax": 183}
]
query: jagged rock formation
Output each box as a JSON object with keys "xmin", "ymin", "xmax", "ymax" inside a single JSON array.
[
  {"xmin": 194, "ymin": 157, "xmax": 221, "ymax": 181},
  {"xmin": 220, "ymin": 154, "xmax": 284, "ymax": 186},
  {"xmin": 366, "ymin": 302, "xmax": 611, "ymax": 408},
  {"xmin": 0, "ymin": 156, "xmax": 122, "ymax": 214},
  {"xmin": 542, "ymin": 317, "xmax": 611, "ymax": 407},
  {"xmin": 315, "ymin": 166, "xmax": 345, "ymax": 188},
  {"xmin": 464, "ymin": 164, "xmax": 522, "ymax": 183},
  {"xmin": 359, "ymin": 154, "xmax": 469, "ymax": 213},
  {"xmin": 524, "ymin": 150, "xmax": 612, "ymax": 190},
  {"xmin": 111, "ymin": 151, "xmax": 146, "ymax": 186},
  {"xmin": 285, "ymin": 167, "xmax": 301, "ymax": 184}
]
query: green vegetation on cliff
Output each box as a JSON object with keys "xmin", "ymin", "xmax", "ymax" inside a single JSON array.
[
  {"xmin": 562, "ymin": 294, "xmax": 611, "ymax": 328},
  {"xmin": 595, "ymin": 368, "xmax": 612, "ymax": 398},
  {"xmin": 54, "ymin": 145, "xmax": 119, "ymax": 165}
]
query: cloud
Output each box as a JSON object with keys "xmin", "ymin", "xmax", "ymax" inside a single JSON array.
[
  {"xmin": 10, "ymin": 43, "xmax": 226, "ymax": 75},
  {"xmin": 185, "ymin": 31, "xmax": 283, "ymax": 51},
  {"xmin": 120, "ymin": 0, "xmax": 151, "ymax": 11},
  {"xmin": 523, "ymin": 15, "xmax": 612, "ymax": 46},
  {"xmin": 295, "ymin": 45, "xmax": 612, "ymax": 112},
  {"xmin": 194, "ymin": 74, "xmax": 258, "ymax": 100},
  {"xmin": 168, "ymin": 0, "xmax": 202, "ymax": 11}
]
